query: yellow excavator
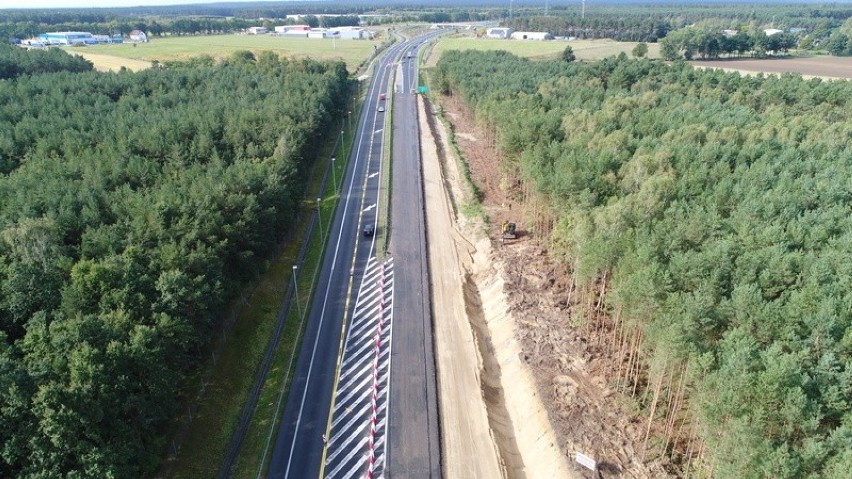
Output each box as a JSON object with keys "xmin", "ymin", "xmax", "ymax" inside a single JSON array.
[{"xmin": 501, "ymin": 220, "xmax": 517, "ymax": 240}]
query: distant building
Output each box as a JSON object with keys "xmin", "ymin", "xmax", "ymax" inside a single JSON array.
[
  {"xmin": 307, "ymin": 29, "xmax": 333, "ymax": 39},
  {"xmin": 275, "ymin": 25, "xmax": 310, "ymax": 33},
  {"xmin": 764, "ymin": 28, "xmax": 784, "ymax": 36},
  {"xmin": 92, "ymin": 34, "xmax": 122, "ymax": 44},
  {"xmin": 330, "ymin": 26, "xmax": 372, "ymax": 40},
  {"xmin": 487, "ymin": 27, "xmax": 513, "ymax": 39},
  {"xmin": 129, "ymin": 30, "xmax": 147, "ymax": 43},
  {"xmin": 21, "ymin": 38, "xmax": 46, "ymax": 47},
  {"xmin": 274, "ymin": 25, "xmax": 311, "ymax": 37},
  {"xmin": 40, "ymin": 31, "xmax": 97, "ymax": 45},
  {"xmin": 722, "ymin": 29, "xmax": 738, "ymax": 36},
  {"xmin": 510, "ymin": 31, "xmax": 552, "ymax": 40},
  {"xmin": 271, "ymin": 24, "xmax": 372, "ymax": 40}
]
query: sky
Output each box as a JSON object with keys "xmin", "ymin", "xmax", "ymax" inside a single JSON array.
[{"xmin": 1, "ymin": 0, "xmax": 268, "ymax": 8}]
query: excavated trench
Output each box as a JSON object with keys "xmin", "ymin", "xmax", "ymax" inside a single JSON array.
[
  {"xmin": 420, "ymin": 93, "xmax": 572, "ymax": 479},
  {"xmin": 462, "ymin": 272, "xmax": 526, "ymax": 478}
]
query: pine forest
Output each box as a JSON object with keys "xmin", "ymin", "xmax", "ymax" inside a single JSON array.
[
  {"xmin": 0, "ymin": 44, "xmax": 349, "ymax": 476},
  {"xmin": 435, "ymin": 50, "xmax": 852, "ymax": 477}
]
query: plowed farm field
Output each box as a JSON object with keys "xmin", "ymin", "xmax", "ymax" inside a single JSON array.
[{"xmin": 691, "ymin": 56, "xmax": 852, "ymax": 80}]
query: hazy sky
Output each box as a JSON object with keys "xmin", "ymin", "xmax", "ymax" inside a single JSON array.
[{"xmin": 1, "ymin": 0, "xmax": 264, "ymax": 8}]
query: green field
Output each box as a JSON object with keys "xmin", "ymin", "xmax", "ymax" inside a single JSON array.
[
  {"xmin": 425, "ymin": 35, "xmax": 660, "ymax": 66},
  {"xmin": 86, "ymin": 33, "xmax": 385, "ymax": 72}
]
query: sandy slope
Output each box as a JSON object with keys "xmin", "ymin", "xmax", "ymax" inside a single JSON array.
[
  {"xmin": 418, "ymin": 95, "xmax": 573, "ymax": 479},
  {"xmin": 420, "ymin": 95, "xmax": 504, "ymax": 479}
]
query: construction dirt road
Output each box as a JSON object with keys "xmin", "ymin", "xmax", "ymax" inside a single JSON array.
[{"xmin": 419, "ymin": 92, "xmax": 674, "ymax": 478}]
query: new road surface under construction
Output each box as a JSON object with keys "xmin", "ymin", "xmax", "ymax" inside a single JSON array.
[{"xmin": 267, "ymin": 31, "xmax": 442, "ymax": 479}]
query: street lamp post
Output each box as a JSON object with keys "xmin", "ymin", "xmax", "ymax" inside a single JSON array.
[
  {"xmin": 292, "ymin": 265, "xmax": 302, "ymax": 319},
  {"xmin": 317, "ymin": 198, "xmax": 323, "ymax": 241},
  {"xmin": 331, "ymin": 157, "xmax": 337, "ymax": 192},
  {"xmin": 348, "ymin": 110, "xmax": 352, "ymax": 132}
]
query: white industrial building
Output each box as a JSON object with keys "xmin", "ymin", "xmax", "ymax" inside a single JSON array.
[
  {"xmin": 486, "ymin": 27, "xmax": 513, "ymax": 39},
  {"xmin": 307, "ymin": 29, "xmax": 334, "ymax": 39},
  {"xmin": 91, "ymin": 34, "xmax": 122, "ymax": 44},
  {"xmin": 274, "ymin": 25, "xmax": 311, "ymax": 37},
  {"xmin": 279, "ymin": 31, "xmax": 308, "ymax": 38},
  {"xmin": 510, "ymin": 31, "xmax": 552, "ymax": 40},
  {"xmin": 21, "ymin": 38, "xmax": 46, "ymax": 47},
  {"xmin": 273, "ymin": 25, "xmax": 373, "ymax": 40},
  {"xmin": 39, "ymin": 32, "xmax": 97, "ymax": 45},
  {"xmin": 247, "ymin": 26, "xmax": 268, "ymax": 35},
  {"xmin": 330, "ymin": 27, "xmax": 372, "ymax": 40}
]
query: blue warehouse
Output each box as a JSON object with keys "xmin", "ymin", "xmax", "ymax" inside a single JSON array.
[{"xmin": 40, "ymin": 32, "xmax": 98, "ymax": 45}]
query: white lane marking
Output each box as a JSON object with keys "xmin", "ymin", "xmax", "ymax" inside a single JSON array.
[
  {"xmin": 283, "ymin": 50, "xmax": 391, "ymax": 479},
  {"xmin": 325, "ymin": 259, "xmax": 395, "ymax": 479},
  {"xmin": 331, "ymin": 373, "xmax": 373, "ymax": 422},
  {"xmin": 368, "ymin": 172, "xmax": 379, "ymax": 179},
  {"xmin": 353, "ymin": 283, "xmax": 384, "ymax": 309},
  {"xmin": 328, "ymin": 416, "xmax": 370, "ymax": 462},
  {"xmin": 323, "ymin": 41, "xmax": 411, "ymax": 479},
  {"xmin": 326, "ymin": 435, "xmax": 369, "ymax": 477},
  {"xmin": 363, "ymin": 204, "xmax": 376, "ymax": 212}
]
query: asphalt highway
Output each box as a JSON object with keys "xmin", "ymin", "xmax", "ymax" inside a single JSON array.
[
  {"xmin": 385, "ymin": 35, "xmax": 442, "ymax": 478},
  {"xmin": 267, "ymin": 32, "xmax": 441, "ymax": 479}
]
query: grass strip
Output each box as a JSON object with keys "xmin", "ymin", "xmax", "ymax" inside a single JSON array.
[
  {"xmin": 230, "ymin": 55, "xmax": 390, "ymax": 477},
  {"xmin": 168, "ymin": 127, "xmax": 343, "ymax": 478},
  {"xmin": 86, "ymin": 33, "xmax": 386, "ymax": 73},
  {"xmin": 174, "ymin": 34, "xmax": 394, "ymax": 478}
]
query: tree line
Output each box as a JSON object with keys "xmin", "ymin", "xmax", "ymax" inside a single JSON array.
[
  {"xmin": 507, "ymin": 4, "xmax": 852, "ymax": 55},
  {"xmin": 0, "ymin": 43, "xmax": 93, "ymax": 79},
  {"xmin": 660, "ymin": 24, "xmax": 798, "ymax": 60},
  {"xmin": 1, "ymin": 17, "xmax": 256, "ymax": 41},
  {"xmin": 7, "ymin": 2, "xmax": 850, "ymax": 53},
  {"xmin": 822, "ymin": 18, "xmax": 852, "ymax": 56},
  {"xmin": 507, "ymin": 3, "xmax": 844, "ymax": 40},
  {"xmin": 435, "ymin": 50, "xmax": 852, "ymax": 477},
  {"xmin": 0, "ymin": 46, "xmax": 349, "ymax": 476}
]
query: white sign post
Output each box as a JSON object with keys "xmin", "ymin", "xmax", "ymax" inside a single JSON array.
[{"xmin": 575, "ymin": 452, "xmax": 597, "ymax": 472}]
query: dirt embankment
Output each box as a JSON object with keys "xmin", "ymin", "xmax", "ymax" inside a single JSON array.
[
  {"xmin": 419, "ymin": 94, "xmax": 505, "ymax": 479},
  {"xmin": 425, "ymin": 93, "xmax": 674, "ymax": 478},
  {"xmin": 419, "ymin": 95, "xmax": 572, "ymax": 479}
]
